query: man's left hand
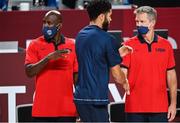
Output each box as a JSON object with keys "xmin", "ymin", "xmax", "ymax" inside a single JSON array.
[{"xmin": 167, "ymin": 104, "xmax": 176, "ymax": 121}]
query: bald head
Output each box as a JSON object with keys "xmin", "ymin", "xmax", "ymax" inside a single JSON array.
[
  {"xmin": 42, "ymin": 10, "xmax": 63, "ymax": 42},
  {"xmin": 44, "ymin": 10, "xmax": 62, "ymax": 24},
  {"xmin": 45, "ymin": 10, "xmax": 61, "ymax": 16}
]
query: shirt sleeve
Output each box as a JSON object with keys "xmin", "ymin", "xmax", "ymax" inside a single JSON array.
[
  {"xmin": 106, "ymin": 36, "xmax": 122, "ymax": 67},
  {"xmin": 167, "ymin": 43, "xmax": 175, "ymax": 70},
  {"xmin": 25, "ymin": 40, "xmax": 39, "ymax": 65}
]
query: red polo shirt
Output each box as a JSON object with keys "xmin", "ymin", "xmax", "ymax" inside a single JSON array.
[
  {"xmin": 121, "ymin": 34, "xmax": 175, "ymax": 113},
  {"xmin": 25, "ymin": 36, "xmax": 78, "ymax": 117}
]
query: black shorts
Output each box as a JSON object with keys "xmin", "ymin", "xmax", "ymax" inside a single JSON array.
[
  {"xmin": 32, "ymin": 116, "xmax": 76, "ymax": 122},
  {"xmin": 75, "ymin": 103, "xmax": 109, "ymax": 122},
  {"xmin": 126, "ymin": 113, "xmax": 168, "ymax": 122}
]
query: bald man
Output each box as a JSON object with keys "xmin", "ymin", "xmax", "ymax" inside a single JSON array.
[{"xmin": 25, "ymin": 10, "xmax": 78, "ymax": 122}]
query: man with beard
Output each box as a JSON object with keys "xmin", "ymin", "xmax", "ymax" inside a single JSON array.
[{"xmin": 74, "ymin": 0, "xmax": 132, "ymax": 122}]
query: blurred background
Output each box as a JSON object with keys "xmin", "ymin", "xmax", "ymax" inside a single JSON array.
[{"xmin": 1, "ymin": 0, "xmax": 180, "ymax": 11}]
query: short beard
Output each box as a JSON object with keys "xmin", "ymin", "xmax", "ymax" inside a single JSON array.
[{"xmin": 102, "ymin": 18, "xmax": 109, "ymax": 32}]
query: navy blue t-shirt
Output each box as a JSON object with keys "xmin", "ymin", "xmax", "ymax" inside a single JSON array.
[{"xmin": 74, "ymin": 25, "xmax": 122, "ymax": 105}]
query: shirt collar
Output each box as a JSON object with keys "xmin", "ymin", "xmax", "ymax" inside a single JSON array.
[
  {"xmin": 59, "ymin": 34, "xmax": 65, "ymax": 44},
  {"xmin": 52, "ymin": 34, "xmax": 65, "ymax": 50},
  {"xmin": 137, "ymin": 33, "xmax": 158, "ymax": 44}
]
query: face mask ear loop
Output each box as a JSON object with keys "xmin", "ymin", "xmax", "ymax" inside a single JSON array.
[{"xmin": 56, "ymin": 23, "xmax": 60, "ymax": 31}]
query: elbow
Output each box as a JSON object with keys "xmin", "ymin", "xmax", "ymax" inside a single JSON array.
[
  {"xmin": 25, "ymin": 70, "xmax": 35, "ymax": 78},
  {"xmin": 25, "ymin": 65, "xmax": 35, "ymax": 78},
  {"xmin": 26, "ymin": 73, "xmax": 35, "ymax": 78}
]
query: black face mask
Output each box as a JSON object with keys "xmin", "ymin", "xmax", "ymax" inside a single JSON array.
[{"xmin": 102, "ymin": 17, "xmax": 109, "ymax": 32}]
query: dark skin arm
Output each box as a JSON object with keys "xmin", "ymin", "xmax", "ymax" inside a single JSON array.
[
  {"xmin": 25, "ymin": 56, "xmax": 49, "ymax": 78},
  {"xmin": 73, "ymin": 72, "xmax": 78, "ymax": 84},
  {"xmin": 25, "ymin": 49, "xmax": 69, "ymax": 78}
]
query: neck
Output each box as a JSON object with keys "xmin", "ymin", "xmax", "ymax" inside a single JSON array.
[
  {"xmin": 143, "ymin": 30, "xmax": 154, "ymax": 43},
  {"xmin": 53, "ymin": 33, "xmax": 61, "ymax": 45},
  {"xmin": 90, "ymin": 20, "xmax": 102, "ymax": 29}
]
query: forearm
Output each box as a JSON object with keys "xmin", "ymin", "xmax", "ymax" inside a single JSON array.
[
  {"xmin": 169, "ymin": 85, "xmax": 177, "ymax": 106},
  {"xmin": 25, "ymin": 56, "xmax": 49, "ymax": 78},
  {"xmin": 111, "ymin": 65, "xmax": 126, "ymax": 84},
  {"xmin": 121, "ymin": 67, "xmax": 128, "ymax": 78},
  {"xmin": 73, "ymin": 72, "xmax": 78, "ymax": 84},
  {"xmin": 167, "ymin": 69, "xmax": 177, "ymax": 105},
  {"xmin": 169, "ymin": 81, "xmax": 177, "ymax": 106}
]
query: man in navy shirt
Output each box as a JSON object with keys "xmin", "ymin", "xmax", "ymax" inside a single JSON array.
[{"xmin": 74, "ymin": 0, "xmax": 132, "ymax": 122}]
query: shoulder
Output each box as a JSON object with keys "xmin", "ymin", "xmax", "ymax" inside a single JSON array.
[
  {"xmin": 158, "ymin": 36, "xmax": 172, "ymax": 49},
  {"xmin": 124, "ymin": 36, "xmax": 138, "ymax": 45},
  {"xmin": 27, "ymin": 36, "xmax": 47, "ymax": 51},
  {"xmin": 31, "ymin": 36, "xmax": 45, "ymax": 44},
  {"xmin": 29, "ymin": 36, "xmax": 44, "ymax": 46},
  {"xmin": 80, "ymin": 25, "xmax": 107, "ymax": 36},
  {"xmin": 78, "ymin": 25, "xmax": 92, "ymax": 34},
  {"xmin": 65, "ymin": 37, "xmax": 75, "ymax": 45}
]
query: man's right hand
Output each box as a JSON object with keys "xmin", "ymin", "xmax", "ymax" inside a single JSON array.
[
  {"xmin": 123, "ymin": 79, "xmax": 130, "ymax": 95},
  {"xmin": 47, "ymin": 49, "xmax": 70, "ymax": 60},
  {"xmin": 25, "ymin": 49, "xmax": 71, "ymax": 77}
]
